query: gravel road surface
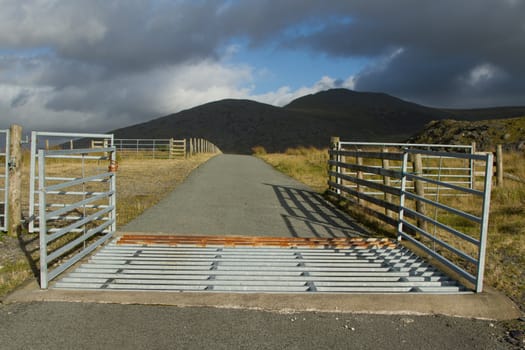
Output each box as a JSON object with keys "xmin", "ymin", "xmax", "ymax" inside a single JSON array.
[{"xmin": 123, "ymin": 154, "xmax": 367, "ymax": 237}]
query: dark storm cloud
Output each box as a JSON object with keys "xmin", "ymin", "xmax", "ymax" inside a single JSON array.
[{"xmin": 283, "ymin": 0, "xmax": 525, "ymax": 107}]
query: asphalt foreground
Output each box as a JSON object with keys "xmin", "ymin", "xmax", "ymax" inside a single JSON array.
[{"xmin": 2, "ymin": 155, "xmax": 523, "ymax": 349}]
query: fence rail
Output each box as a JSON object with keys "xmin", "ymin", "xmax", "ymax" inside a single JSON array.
[
  {"xmin": 0, "ymin": 129, "xmax": 9, "ymax": 231},
  {"xmin": 328, "ymin": 139, "xmax": 493, "ymax": 292},
  {"xmin": 35, "ymin": 135, "xmax": 116, "ymax": 288},
  {"xmin": 113, "ymin": 138, "xmax": 220, "ymax": 158},
  {"xmin": 337, "ymin": 142, "xmax": 475, "ymax": 196}
]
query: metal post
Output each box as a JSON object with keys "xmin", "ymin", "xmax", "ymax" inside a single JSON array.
[
  {"xmin": 476, "ymin": 153, "xmax": 493, "ymax": 293},
  {"xmin": 397, "ymin": 151, "xmax": 409, "ymax": 241},
  {"xmin": 412, "ymin": 153, "xmax": 427, "ymax": 232},
  {"xmin": 470, "ymin": 142, "xmax": 476, "ymax": 189},
  {"xmin": 38, "ymin": 149, "xmax": 48, "ymax": 289},
  {"xmin": 110, "ymin": 148, "xmax": 117, "ymax": 234},
  {"xmin": 28, "ymin": 132, "xmax": 37, "ymax": 233},
  {"xmin": 382, "ymin": 147, "xmax": 393, "ymax": 217},
  {"xmin": 152, "ymin": 139, "xmax": 156, "ymax": 159}
]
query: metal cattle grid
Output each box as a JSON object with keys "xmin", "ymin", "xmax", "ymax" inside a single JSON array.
[
  {"xmin": 0, "ymin": 129, "xmax": 9, "ymax": 232},
  {"xmin": 54, "ymin": 235, "xmax": 466, "ymax": 293}
]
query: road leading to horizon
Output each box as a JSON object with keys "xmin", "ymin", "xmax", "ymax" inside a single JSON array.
[{"xmin": 123, "ymin": 154, "xmax": 368, "ymax": 237}]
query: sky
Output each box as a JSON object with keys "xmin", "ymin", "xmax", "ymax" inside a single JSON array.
[{"xmin": 0, "ymin": 0, "xmax": 524, "ymax": 133}]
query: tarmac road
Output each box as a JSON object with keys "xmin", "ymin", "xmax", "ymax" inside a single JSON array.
[
  {"xmin": 0, "ymin": 301, "xmax": 513, "ymax": 350},
  {"xmin": 123, "ymin": 154, "xmax": 368, "ymax": 237}
]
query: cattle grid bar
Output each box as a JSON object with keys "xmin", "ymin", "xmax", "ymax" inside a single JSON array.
[
  {"xmin": 38, "ymin": 143, "xmax": 117, "ymax": 289},
  {"xmin": 28, "ymin": 132, "xmax": 114, "ymax": 233},
  {"xmin": 0, "ymin": 129, "xmax": 9, "ymax": 231},
  {"xmin": 329, "ymin": 141, "xmax": 493, "ymax": 292}
]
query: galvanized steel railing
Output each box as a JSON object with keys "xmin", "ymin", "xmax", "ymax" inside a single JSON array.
[
  {"xmin": 36, "ymin": 142, "xmax": 116, "ymax": 288},
  {"xmin": 0, "ymin": 129, "xmax": 9, "ymax": 232},
  {"xmin": 328, "ymin": 141, "xmax": 493, "ymax": 292},
  {"xmin": 28, "ymin": 132, "xmax": 114, "ymax": 233}
]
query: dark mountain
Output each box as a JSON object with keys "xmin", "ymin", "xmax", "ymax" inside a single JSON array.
[{"xmin": 110, "ymin": 89, "xmax": 525, "ymax": 154}]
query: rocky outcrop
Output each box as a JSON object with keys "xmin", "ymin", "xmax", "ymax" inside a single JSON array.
[{"xmin": 407, "ymin": 117, "xmax": 525, "ymax": 151}]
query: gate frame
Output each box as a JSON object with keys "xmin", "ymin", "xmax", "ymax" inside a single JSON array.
[
  {"xmin": 0, "ymin": 129, "xmax": 9, "ymax": 232},
  {"xmin": 27, "ymin": 131, "xmax": 115, "ymax": 288},
  {"xmin": 38, "ymin": 147, "xmax": 117, "ymax": 289},
  {"xmin": 328, "ymin": 140, "xmax": 493, "ymax": 292},
  {"xmin": 29, "ymin": 131, "xmax": 115, "ymax": 233}
]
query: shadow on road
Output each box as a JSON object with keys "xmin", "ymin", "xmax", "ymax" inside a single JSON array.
[{"xmin": 265, "ymin": 183, "xmax": 369, "ymax": 238}]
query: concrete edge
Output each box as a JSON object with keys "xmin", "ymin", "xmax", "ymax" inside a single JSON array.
[{"xmin": 3, "ymin": 281, "xmax": 521, "ymax": 321}]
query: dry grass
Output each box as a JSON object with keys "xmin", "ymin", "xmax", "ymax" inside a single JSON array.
[
  {"xmin": 255, "ymin": 146, "xmax": 329, "ymax": 193},
  {"xmin": 116, "ymin": 154, "xmax": 214, "ymax": 225},
  {"xmin": 257, "ymin": 147, "xmax": 525, "ymax": 309}
]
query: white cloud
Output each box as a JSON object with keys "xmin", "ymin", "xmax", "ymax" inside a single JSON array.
[
  {"xmin": 0, "ymin": 51, "xmax": 356, "ymax": 132},
  {"xmin": 252, "ymin": 75, "xmax": 355, "ymax": 106},
  {"xmin": 464, "ymin": 63, "xmax": 505, "ymax": 87},
  {"xmin": 0, "ymin": 58, "xmax": 256, "ymax": 131}
]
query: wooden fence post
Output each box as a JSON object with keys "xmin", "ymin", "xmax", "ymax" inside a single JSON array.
[
  {"xmin": 412, "ymin": 153, "xmax": 427, "ymax": 232},
  {"xmin": 356, "ymin": 151, "xmax": 364, "ymax": 206},
  {"xmin": 382, "ymin": 147, "xmax": 393, "ymax": 217},
  {"xmin": 496, "ymin": 144, "xmax": 503, "ymax": 186},
  {"xmin": 8, "ymin": 124, "xmax": 22, "ymax": 237},
  {"xmin": 329, "ymin": 136, "xmax": 340, "ymax": 195}
]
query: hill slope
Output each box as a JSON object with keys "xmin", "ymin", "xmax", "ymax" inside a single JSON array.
[{"xmin": 110, "ymin": 89, "xmax": 525, "ymax": 154}]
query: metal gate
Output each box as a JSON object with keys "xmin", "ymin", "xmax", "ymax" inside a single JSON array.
[
  {"xmin": 0, "ymin": 129, "xmax": 9, "ymax": 232},
  {"xmin": 28, "ymin": 131, "xmax": 117, "ymax": 288},
  {"xmin": 329, "ymin": 141, "xmax": 493, "ymax": 292}
]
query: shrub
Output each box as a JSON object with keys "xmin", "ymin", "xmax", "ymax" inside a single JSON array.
[{"xmin": 251, "ymin": 146, "xmax": 267, "ymax": 155}]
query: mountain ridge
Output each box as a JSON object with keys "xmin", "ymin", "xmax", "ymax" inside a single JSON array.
[{"xmin": 110, "ymin": 89, "xmax": 525, "ymax": 154}]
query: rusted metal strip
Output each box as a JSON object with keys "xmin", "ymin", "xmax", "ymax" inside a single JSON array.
[{"xmin": 117, "ymin": 234, "xmax": 397, "ymax": 249}]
